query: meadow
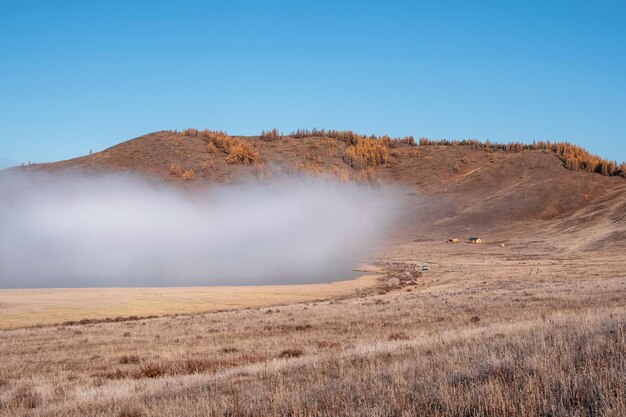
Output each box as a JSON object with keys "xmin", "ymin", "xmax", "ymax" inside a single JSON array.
[{"xmin": 1, "ymin": 239, "xmax": 624, "ymax": 416}]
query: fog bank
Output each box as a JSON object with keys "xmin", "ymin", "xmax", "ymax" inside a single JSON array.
[{"xmin": 0, "ymin": 172, "xmax": 400, "ymax": 288}]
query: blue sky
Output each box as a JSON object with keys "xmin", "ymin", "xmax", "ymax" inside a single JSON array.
[{"xmin": 1, "ymin": 0, "xmax": 625, "ymax": 167}]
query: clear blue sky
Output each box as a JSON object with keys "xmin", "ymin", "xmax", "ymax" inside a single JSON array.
[{"xmin": 1, "ymin": 0, "xmax": 625, "ymax": 167}]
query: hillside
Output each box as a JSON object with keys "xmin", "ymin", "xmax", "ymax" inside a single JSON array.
[{"xmin": 15, "ymin": 130, "xmax": 626, "ymax": 244}]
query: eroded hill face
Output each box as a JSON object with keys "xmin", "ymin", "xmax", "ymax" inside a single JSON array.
[{"xmin": 13, "ymin": 130, "xmax": 626, "ymax": 244}]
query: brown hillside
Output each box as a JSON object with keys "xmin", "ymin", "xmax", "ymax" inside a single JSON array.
[{"xmin": 16, "ymin": 130, "xmax": 626, "ymax": 242}]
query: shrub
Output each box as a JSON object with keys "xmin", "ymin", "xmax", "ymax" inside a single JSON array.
[
  {"xmin": 200, "ymin": 130, "xmax": 259, "ymax": 165},
  {"xmin": 224, "ymin": 142, "xmax": 259, "ymax": 165},
  {"xmin": 260, "ymin": 128, "xmax": 281, "ymax": 141},
  {"xmin": 221, "ymin": 347, "xmax": 239, "ymax": 353},
  {"xmin": 198, "ymin": 129, "xmax": 227, "ymax": 141},
  {"xmin": 182, "ymin": 169, "xmax": 195, "ymax": 180},
  {"xmin": 11, "ymin": 383, "xmax": 41, "ymax": 409},
  {"xmin": 317, "ymin": 340, "xmax": 341, "ymax": 349},
  {"xmin": 289, "ymin": 129, "xmax": 414, "ymax": 147},
  {"xmin": 344, "ymin": 137, "xmax": 390, "ymax": 169},
  {"xmin": 61, "ymin": 314, "xmax": 156, "ymax": 327},
  {"xmin": 181, "ymin": 128, "xmax": 199, "ymax": 137},
  {"xmin": 119, "ymin": 355, "xmax": 140, "ymax": 364},
  {"xmin": 418, "ymin": 138, "xmax": 625, "ymax": 178},
  {"xmin": 183, "ymin": 358, "xmax": 226, "ymax": 374},
  {"xmin": 279, "ymin": 348, "xmax": 304, "ymax": 358},
  {"xmin": 137, "ymin": 362, "xmax": 169, "ymax": 378},
  {"xmin": 169, "ymin": 163, "xmax": 182, "ymax": 178},
  {"xmin": 206, "ymin": 142, "xmax": 218, "ymax": 155},
  {"xmin": 289, "ymin": 129, "xmax": 367, "ymax": 145},
  {"xmin": 130, "ymin": 354, "xmax": 269, "ymax": 379},
  {"xmin": 98, "ymin": 368, "xmax": 130, "ymax": 380}
]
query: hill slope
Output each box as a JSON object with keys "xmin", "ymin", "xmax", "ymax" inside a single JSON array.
[{"xmin": 14, "ymin": 130, "xmax": 626, "ymax": 243}]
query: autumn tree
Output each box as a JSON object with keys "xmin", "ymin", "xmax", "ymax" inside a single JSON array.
[
  {"xmin": 260, "ymin": 129, "xmax": 281, "ymax": 141},
  {"xmin": 169, "ymin": 163, "xmax": 182, "ymax": 178},
  {"xmin": 182, "ymin": 169, "xmax": 195, "ymax": 180}
]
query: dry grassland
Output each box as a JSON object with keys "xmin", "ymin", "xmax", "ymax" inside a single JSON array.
[
  {"xmin": 0, "ymin": 240, "xmax": 624, "ymax": 416},
  {"xmin": 0, "ymin": 276, "xmax": 379, "ymax": 329}
]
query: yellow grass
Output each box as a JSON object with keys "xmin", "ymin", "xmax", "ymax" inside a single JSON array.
[{"xmin": 0, "ymin": 275, "xmax": 379, "ymax": 329}]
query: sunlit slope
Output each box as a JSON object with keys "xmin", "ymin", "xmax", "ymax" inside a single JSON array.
[{"xmin": 16, "ymin": 130, "xmax": 625, "ymax": 239}]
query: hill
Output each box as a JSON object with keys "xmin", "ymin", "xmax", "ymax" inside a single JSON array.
[{"xmin": 14, "ymin": 129, "xmax": 626, "ymax": 244}]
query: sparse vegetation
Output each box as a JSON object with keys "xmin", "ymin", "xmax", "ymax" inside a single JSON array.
[
  {"xmin": 206, "ymin": 142, "xmax": 218, "ymax": 155},
  {"xmin": 169, "ymin": 164, "xmax": 195, "ymax": 180},
  {"xmin": 181, "ymin": 128, "xmax": 199, "ymax": 137},
  {"xmin": 388, "ymin": 331, "xmax": 410, "ymax": 341},
  {"xmin": 284, "ymin": 129, "xmax": 411, "ymax": 170},
  {"xmin": 168, "ymin": 163, "xmax": 182, "ymax": 178},
  {"xmin": 279, "ymin": 348, "xmax": 304, "ymax": 358},
  {"xmin": 199, "ymin": 129, "xmax": 229, "ymax": 142},
  {"xmin": 356, "ymin": 167, "xmax": 379, "ymax": 184},
  {"xmin": 119, "ymin": 355, "xmax": 140, "ymax": 365},
  {"xmin": 182, "ymin": 168, "xmax": 195, "ymax": 180},
  {"xmin": 260, "ymin": 128, "xmax": 281, "ymax": 141},
  {"xmin": 9, "ymin": 383, "xmax": 41, "ymax": 409},
  {"xmin": 409, "ymin": 147, "xmax": 421, "ymax": 157},
  {"xmin": 291, "ymin": 160, "xmax": 324, "ymax": 175},
  {"xmin": 198, "ymin": 129, "xmax": 259, "ymax": 165},
  {"xmin": 137, "ymin": 362, "xmax": 167, "ymax": 379},
  {"xmin": 117, "ymin": 404, "xmax": 145, "ymax": 417},
  {"xmin": 1, "ymin": 240, "xmax": 624, "ymax": 416},
  {"xmin": 290, "ymin": 128, "xmax": 415, "ymax": 147},
  {"xmin": 328, "ymin": 165, "xmax": 350, "ymax": 182},
  {"xmin": 419, "ymin": 138, "xmax": 626, "ymax": 177},
  {"xmin": 343, "ymin": 137, "xmax": 390, "ymax": 169},
  {"xmin": 224, "ymin": 141, "xmax": 259, "ymax": 165}
]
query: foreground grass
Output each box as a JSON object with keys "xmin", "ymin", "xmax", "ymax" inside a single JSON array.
[
  {"xmin": 125, "ymin": 310, "xmax": 626, "ymax": 417},
  {"xmin": 0, "ymin": 276, "xmax": 379, "ymax": 329},
  {"xmin": 1, "ymin": 309, "xmax": 622, "ymax": 417},
  {"xmin": 1, "ymin": 244, "xmax": 625, "ymax": 416}
]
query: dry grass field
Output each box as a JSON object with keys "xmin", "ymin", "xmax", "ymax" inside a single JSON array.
[
  {"xmin": 1, "ymin": 238, "xmax": 624, "ymax": 417},
  {"xmin": 0, "ymin": 275, "xmax": 379, "ymax": 329},
  {"xmin": 2, "ymin": 135, "xmax": 625, "ymax": 416}
]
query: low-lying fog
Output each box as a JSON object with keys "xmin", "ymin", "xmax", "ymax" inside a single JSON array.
[{"xmin": 0, "ymin": 171, "xmax": 401, "ymax": 288}]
